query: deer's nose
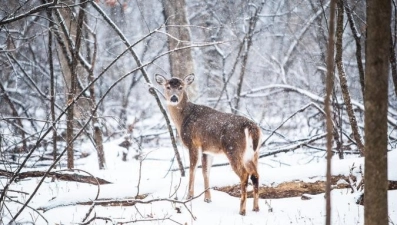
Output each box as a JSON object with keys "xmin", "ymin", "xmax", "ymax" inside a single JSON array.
[{"xmin": 170, "ymin": 95, "xmax": 178, "ymax": 103}]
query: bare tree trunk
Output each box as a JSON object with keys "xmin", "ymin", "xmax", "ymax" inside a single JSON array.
[
  {"xmin": 332, "ymin": 97, "xmax": 344, "ymax": 159},
  {"xmin": 66, "ymin": 1, "xmax": 86, "ymax": 169},
  {"xmin": 364, "ymin": 0, "xmax": 390, "ymax": 224},
  {"xmin": 88, "ymin": 32, "xmax": 106, "ymax": 170},
  {"xmin": 66, "ymin": 66, "xmax": 76, "ymax": 169},
  {"xmin": 324, "ymin": 1, "xmax": 337, "ymax": 225},
  {"xmin": 344, "ymin": 0, "xmax": 365, "ymax": 99},
  {"xmin": 311, "ymin": 1, "xmax": 343, "ymax": 160},
  {"xmin": 234, "ymin": 3, "xmax": 263, "ymax": 114},
  {"xmin": 51, "ymin": 0, "xmax": 75, "ymax": 169},
  {"xmin": 46, "ymin": 4, "xmax": 57, "ymax": 166},
  {"xmin": 161, "ymin": 1, "xmax": 196, "ymax": 175},
  {"xmin": 335, "ymin": 0, "xmax": 364, "ymax": 156},
  {"xmin": 162, "ymin": 0, "xmax": 196, "ymax": 96}
]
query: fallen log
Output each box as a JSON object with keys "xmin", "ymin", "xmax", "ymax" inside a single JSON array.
[
  {"xmin": 0, "ymin": 169, "xmax": 111, "ymax": 185},
  {"xmin": 215, "ymin": 175, "xmax": 397, "ymax": 199}
]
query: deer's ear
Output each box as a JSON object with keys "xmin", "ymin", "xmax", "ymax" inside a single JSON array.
[
  {"xmin": 184, "ymin": 74, "xmax": 195, "ymax": 85},
  {"xmin": 155, "ymin": 74, "xmax": 167, "ymax": 85}
]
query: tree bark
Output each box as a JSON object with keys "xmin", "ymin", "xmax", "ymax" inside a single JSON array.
[
  {"xmin": 324, "ymin": 1, "xmax": 337, "ymax": 225},
  {"xmin": 162, "ymin": 0, "xmax": 196, "ymax": 96},
  {"xmin": 335, "ymin": 0, "xmax": 364, "ymax": 156},
  {"xmin": 66, "ymin": 1, "xmax": 86, "ymax": 169},
  {"xmin": 390, "ymin": 32, "xmax": 397, "ymax": 97},
  {"xmin": 65, "ymin": 63, "xmax": 76, "ymax": 169},
  {"xmin": 364, "ymin": 0, "xmax": 390, "ymax": 225},
  {"xmin": 391, "ymin": 1, "xmax": 397, "ymax": 98}
]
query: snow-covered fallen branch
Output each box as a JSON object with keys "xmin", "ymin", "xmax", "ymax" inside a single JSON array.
[
  {"xmin": 0, "ymin": 169, "xmax": 111, "ymax": 185},
  {"xmin": 80, "ymin": 215, "xmax": 177, "ymax": 225}
]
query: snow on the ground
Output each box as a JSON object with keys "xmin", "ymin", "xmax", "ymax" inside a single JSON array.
[{"xmin": 1, "ymin": 139, "xmax": 397, "ymax": 224}]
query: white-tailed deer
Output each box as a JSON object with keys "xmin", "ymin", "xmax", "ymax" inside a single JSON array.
[{"xmin": 155, "ymin": 74, "xmax": 262, "ymax": 215}]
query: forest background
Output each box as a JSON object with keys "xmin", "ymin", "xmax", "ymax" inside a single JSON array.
[{"xmin": 0, "ymin": 0, "xmax": 396, "ymax": 224}]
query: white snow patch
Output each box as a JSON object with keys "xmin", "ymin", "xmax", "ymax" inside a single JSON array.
[{"xmin": 1, "ymin": 138, "xmax": 396, "ymax": 225}]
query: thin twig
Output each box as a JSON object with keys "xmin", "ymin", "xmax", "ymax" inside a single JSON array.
[
  {"xmin": 260, "ymin": 133, "xmax": 327, "ymax": 158},
  {"xmin": 5, "ymin": 196, "xmax": 49, "ymax": 224},
  {"xmin": 262, "ymin": 102, "xmax": 325, "ymax": 146},
  {"xmin": 0, "ymin": 0, "xmax": 58, "ymax": 25}
]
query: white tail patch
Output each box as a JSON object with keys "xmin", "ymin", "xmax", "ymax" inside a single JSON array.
[{"xmin": 243, "ymin": 128, "xmax": 255, "ymax": 163}]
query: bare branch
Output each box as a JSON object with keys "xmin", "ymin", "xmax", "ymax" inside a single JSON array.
[
  {"xmin": 260, "ymin": 133, "xmax": 327, "ymax": 158},
  {"xmin": 281, "ymin": 1, "xmax": 331, "ymax": 71},
  {"xmin": 0, "ymin": 82, "xmax": 27, "ymax": 151},
  {"xmin": 262, "ymin": 102, "xmax": 326, "ymax": 146},
  {"xmin": 234, "ymin": 1, "xmax": 264, "ymax": 113},
  {"xmin": 0, "ymin": 1, "xmax": 58, "ymax": 25}
]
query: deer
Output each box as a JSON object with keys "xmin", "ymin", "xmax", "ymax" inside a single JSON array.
[{"xmin": 155, "ymin": 74, "xmax": 262, "ymax": 215}]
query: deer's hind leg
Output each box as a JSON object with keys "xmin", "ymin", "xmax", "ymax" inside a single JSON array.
[
  {"xmin": 227, "ymin": 152, "xmax": 250, "ymax": 215},
  {"xmin": 250, "ymin": 172, "xmax": 260, "ymax": 212},
  {"xmin": 238, "ymin": 171, "xmax": 250, "ymax": 216},
  {"xmin": 245, "ymin": 159, "xmax": 260, "ymax": 212},
  {"xmin": 225, "ymin": 139, "xmax": 251, "ymax": 215}
]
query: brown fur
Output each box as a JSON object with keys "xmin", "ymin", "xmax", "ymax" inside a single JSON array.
[{"xmin": 155, "ymin": 74, "xmax": 262, "ymax": 215}]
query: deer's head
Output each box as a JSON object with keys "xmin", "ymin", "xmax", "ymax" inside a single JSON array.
[{"xmin": 155, "ymin": 74, "xmax": 195, "ymax": 106}]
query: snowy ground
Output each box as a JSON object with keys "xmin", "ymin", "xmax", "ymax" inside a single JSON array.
[{"xmin": 1, "ymin": 139, "xmax": 396, "ymax": 225}]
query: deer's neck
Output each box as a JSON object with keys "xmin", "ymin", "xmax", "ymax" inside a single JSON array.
[{"xmin": 167, "ymin": 93, "xmax": 193, "ymax": 132}]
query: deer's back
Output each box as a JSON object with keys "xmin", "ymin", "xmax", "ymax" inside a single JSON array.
[{"xmin": 180, "ymin": 103, "xmax": 260, "ymax": 154}]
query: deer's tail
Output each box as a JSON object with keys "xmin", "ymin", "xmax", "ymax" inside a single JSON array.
[{"xmin": 243, "ymin": 126, "xmax": 262, "ymax": 175}]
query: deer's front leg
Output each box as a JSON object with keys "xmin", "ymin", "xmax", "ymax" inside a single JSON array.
[
  {"xmin": 188, "ymin": 148, "xmax": 199, "ymax": 199},
  {"xmin": 202, "ymin": 153, "xmax": 213, "ymax": 203}
]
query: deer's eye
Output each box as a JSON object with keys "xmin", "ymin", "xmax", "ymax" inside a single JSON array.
[
  {"xmin": 166, "ymin": 86, "xmax": 171, "ymax": 90},
  {"xmin": 178, "ymin": 86, "xmax": 183, "ymax": 90}
]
